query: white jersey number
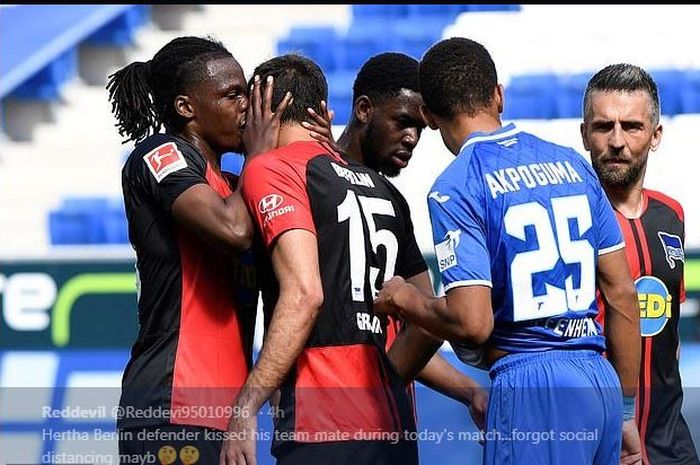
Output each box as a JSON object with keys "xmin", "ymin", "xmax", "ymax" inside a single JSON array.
[
  {"xmin": 505, "ymin": 194, "xmax": 595, "ymax": 322},
  {"xmin": 337, "ymin": 190, "xmax": 398, "ymax": 302}
]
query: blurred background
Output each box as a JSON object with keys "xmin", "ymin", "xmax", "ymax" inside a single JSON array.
[{"xmin": 1, "ymin": 4, "xmax": 699, "ymax": 464}]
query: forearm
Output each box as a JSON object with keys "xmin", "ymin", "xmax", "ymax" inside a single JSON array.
[
  {"xmin": 234, "ymin": 293, "xmax": 319, "ymax": 412},
  {"xmin": 387, "ymin": 323, "xmax": 441, "ymax": 384},
  {"xmin": 604, "ymin": 286, "xmax": 641, "ymax": 397},
  {"xmin": 394, "ymin": 288, "xmax": 473, "ymax": 342},
  {"xmin": 417, "ymin": 352, "xmax": 481, "ymax": 406}
]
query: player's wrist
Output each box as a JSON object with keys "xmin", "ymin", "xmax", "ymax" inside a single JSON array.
[{"xmin": 623, "ymin": 395, "xmax": 636, "ymax": 421}]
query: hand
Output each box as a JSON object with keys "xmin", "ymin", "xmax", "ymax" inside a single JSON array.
[
  {"xmin": 620, "ymin": 419, "xmax": 642, "ymax": 464},
  {"xmin": 374, "ymin": 276, "xmax": 415, "ymax": 316},
  {"xmin": 465, "ymin": 386, "xmax": 489, "ymax": 432},
  {"xmin": 302, "ymin": 100, "xmax": 337, "ymax": 152},
  {"xmin": 243, "ymin": 75, "xmax": 293, "ymax": 158},
  {"xmin": 219, "ymin": 409, "xmax": 257, "ymax": 465}
]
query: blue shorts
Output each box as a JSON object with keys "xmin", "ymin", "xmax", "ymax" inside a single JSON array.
[{"xmin": 484, "ymin": 350, "xmax": 622, "ymax": 465}]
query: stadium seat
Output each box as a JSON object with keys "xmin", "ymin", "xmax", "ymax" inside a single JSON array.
[
  {"xmin": 351, "ymin": 5, "xmax": 408, "ymax": 19},
  {"xmin": 0, "ymin": 5, "xmax": 143, "ymax": 100},
  {"xmin": 85, "ymin": 5, "xmax": 151, "ymax": 47},
  {"xmin": 680, "ymin": 70, "xmax": 700, "ymax": 114},
  {"xmin": 221, "ymin": 152, "xmax": 245, "ymax": 177},
  {"xmin": 277, "ymin": 26, "xmax": 338, "ymax": 73},
  {"xmin": 503, "ymin": 74, "xmax": 559, "ymax": 119},
  {"xmin": 650, "ymin": 70, "xmax": 683, "ymax": 116},
  {"xmin": 556, "ymin": 72, "xmax": 593, "ymax": 119},
  {"xmin": 327, "ymin": 70, "xmax": 356, "ymax": 126}
]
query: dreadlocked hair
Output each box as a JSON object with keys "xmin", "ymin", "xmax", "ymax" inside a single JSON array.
[{"xmin": 107, "ymin": 36, "xmax": 233, "ymax": 144}]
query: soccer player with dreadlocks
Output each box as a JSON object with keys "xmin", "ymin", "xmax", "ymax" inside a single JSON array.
[{"xmin": 106, "ymin": 36, "xmax": 291, "ymax": 462}]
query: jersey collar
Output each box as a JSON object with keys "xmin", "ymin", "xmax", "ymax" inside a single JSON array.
[{"xmin": 458, "ymin": 122, "xmax": 520, "ymax": 154}]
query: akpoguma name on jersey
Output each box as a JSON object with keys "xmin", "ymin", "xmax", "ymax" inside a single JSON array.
[{"xmin": 485, "ymin": 161, "xmax": 583, "ymax": 199}]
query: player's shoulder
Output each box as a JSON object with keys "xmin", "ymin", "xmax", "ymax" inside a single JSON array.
[
  {"xmin": 645, "ymin": 188, "xmax": 684, "ymax": 220},
  {"xmin": 245, "ymin": 140, "xmax": 332, "ymax": 174},
  {"xmin": 123, "ymin": 133, "xmax": 203, "ymax": 178}
]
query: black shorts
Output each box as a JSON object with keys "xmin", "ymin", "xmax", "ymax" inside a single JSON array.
[
  {"xmin": 118, "ymin": 424, "xmax": 222, "ymax": 465},
  {"xmin": 276, "ymin": 440, "xmax": 418, "ymax": 465}
]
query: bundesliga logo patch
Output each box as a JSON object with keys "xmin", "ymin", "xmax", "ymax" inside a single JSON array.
[
  {"xmin": 658, "ymin": 231, "xmax": 684, "ymax": 269},
  {"xmin": 143, "ymin": 142, "xmax": 187, "ymax": 183}
]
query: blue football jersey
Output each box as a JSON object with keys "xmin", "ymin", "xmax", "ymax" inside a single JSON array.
[{"xmin": 428, "ymin": 123, "xmax": 624, "ymax": 353}]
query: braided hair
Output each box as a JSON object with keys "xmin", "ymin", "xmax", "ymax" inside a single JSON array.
[{"xmin": 107, "ymin": 36, "xmax": 233, "ymax": 143}]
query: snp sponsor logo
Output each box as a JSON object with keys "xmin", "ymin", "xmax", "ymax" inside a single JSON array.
[
  {"xmin": 435, "ymin": 229, "xmax": 461, "ymax": 272},
  {"xmin": 259, "ymin": 194, "xmax": 295, "ymax": 224},
  {"xmin": 658, "ymin": 231, "xmax": 684, "ymax": 269},
  {"xmin": 636, "ymin": 276, "xmax": 672, "ymax": 337},
  {"xmin": 356, "ymin": 312, "xmax": 382, "ymax": 334}
]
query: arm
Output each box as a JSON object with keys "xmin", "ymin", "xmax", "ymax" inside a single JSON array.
[
  {"xmin": 418, "ymin": 353, "xmax": 489, "ymax": 431},
  {"xmin": 376, "ymin": 278, "xmax": 493, "ymax": 346},
  {"xmin": 596, "ymin": 248, "xmax": 640, "ymax": 397},
  {"xmin": 386, "ymin": 271, "xmax": 442, "ymax": 383},
  {"xmin": 596, "ymin": 248, "xmax": 642, "ymax": 465},
  {"xmin": 383, "ymin": 271, "xmax": 489, "ymax": 430},
  {"xmin": 221, "ymin": 229, "xmax": 323, "ymax": 465},
  {"xmin": 172, "ymin": 187, "xmax": 253, "ymax": 252}
]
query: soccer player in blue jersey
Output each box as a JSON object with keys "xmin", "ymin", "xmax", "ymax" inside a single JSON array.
[{"xmin": 375, "ymin": 37, "xmax": 642, "ymax": 464}]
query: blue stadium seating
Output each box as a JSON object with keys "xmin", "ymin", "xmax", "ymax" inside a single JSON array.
[
  {"xmin": 681, "ymin": 70, "xmax": 700, "ymax": 114},
  {"xmin": 650, "ymin": 69, "xmax": 683, "ymax": 116},
  {"xmin": 221, "ymin": 152, "xmax": 245, "ymax": 177},
  {"xmin": 0, "ymin": 5, "xmax": 149, "ymax": 100},
  {"xmin": 327, "ymin": 71, "xmax": 357, "ymax": 126},
  {"xmin": 556, "ymin": 72, "xmax": 594, "ymax": 119},
  {"xmin": 49, "ymin": 196, "xmax": 128, "ymax": 245},
  {"xmin": 503, "ymin": 74, "xmax": 560, "ymax": 120},
  {"xmin": 278, "ymin": 26, "xmax": 338, "ymax": 73}
]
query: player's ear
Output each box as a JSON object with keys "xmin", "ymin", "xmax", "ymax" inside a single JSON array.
[
  {"xmin": 650, "ymin": 123, "xmax": 663, "ymax": 152},
  {"xmin": 580, "ymin": 122, "xmax": 591, "ymax": 151},
  {"xmin": 174, "ymin": 95, "xmax": 194, "ymax": 119},
  {"xmin": 354, "ymin": 95, "xmax": 372, "ymax": 124},
  {"xmin": 420, "ymin": 104, "xmax": 439, "ymax": 130},
  {"xmin": 494, "ymin": 84, "xmax": 504, "ymax": 114}
]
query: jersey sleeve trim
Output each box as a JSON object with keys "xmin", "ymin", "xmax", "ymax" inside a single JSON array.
[
  {"xmin": 444, "ymin": 279, "xmax": 493, "ymax": 291},
  {"xmin": 598, "ymin": 241, "xmax": 625, "ymax": 255}
]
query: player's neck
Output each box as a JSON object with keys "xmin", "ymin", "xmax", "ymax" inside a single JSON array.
[
  {"xmin": 442, "ymin": 113, "xmax": 501, "ymax": 154},
  {"xmin": 177, "ymin": 130, "xmax": 220, "ymax": 168},
  {"xmin": 336, "ymin": 123, "xmax": 363, "ymax": 164},
  {"xmin": 605, "ymin": 182, "xmax": 646, "ymax": 219},
  {"xmin": 278, "ymin": 124, "xmax": 317, "ymax": 148}
]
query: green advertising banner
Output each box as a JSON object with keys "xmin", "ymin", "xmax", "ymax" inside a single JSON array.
[
  {"xmin": 1, "ymin": 252, "xmax": 698, "ymax": 349},
  {"xmin": 0, "ymin": 259, "xmax": 138, "ymax": 349}
]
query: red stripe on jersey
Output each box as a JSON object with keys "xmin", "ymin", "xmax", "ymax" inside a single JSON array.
[
  {"xmin": 645, "ymin": 189, "xmax": 684, "ymax": 221},
  {"xmin": 170, "ymin": 164, "xmax": 249, "ymax": 431},
  {"xmin": 645, "ymin": 189, "xmax": 686, "ymax": 302},
  {"xmin": 639, "ymin": 337, "xmax": 653, "ymax": 465},
  {"xmin": 294, "ymin": 344, "xmax": 402, "ymax": 439},
  {"xmin": 633, "ymin": 218, "xmax": 652, "ymax": 275},
  {"xmin": 616, "ymin": 214, "xmax": 641, "ymax": 278}
]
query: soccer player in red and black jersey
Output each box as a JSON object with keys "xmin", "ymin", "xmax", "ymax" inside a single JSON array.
[
  {"xmin": 220, "ymin": 54, "xmax": 441, "ymax": 465},
  {"xmin": 582, "ymin": 63, "xmax": 699, "ymax": 465},
  {"xmin": 333, "ymin": 52, "xmax": 488, "ymax": 431},
  {"xmin": 107, "ymin": 36, "xmax": 291, "ymax": 463}
]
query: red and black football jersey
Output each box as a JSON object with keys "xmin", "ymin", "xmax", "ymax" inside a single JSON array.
[
  {"xmin": 118, "ymin": 133, "xmax": 257, "ymax": 431},
  {"xmin": 598, "ymin": 189, "xmax": 698, "ymax": 465},
  {"xmin": 242, "ymin": 141, "xmax": 427, "ymax": 452}
]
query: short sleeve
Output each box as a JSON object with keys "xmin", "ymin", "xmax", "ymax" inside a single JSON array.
[
  {"xmin": 241, "ymin": 155, "xmax": 316, "ymax": 249},
  {"xmin": 139, "ymin": 140, "xmax": 207, "ymax": 211},
  {"xmin": 428, "ymin": 172, "xmax": 491, "ymax": 292}
]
